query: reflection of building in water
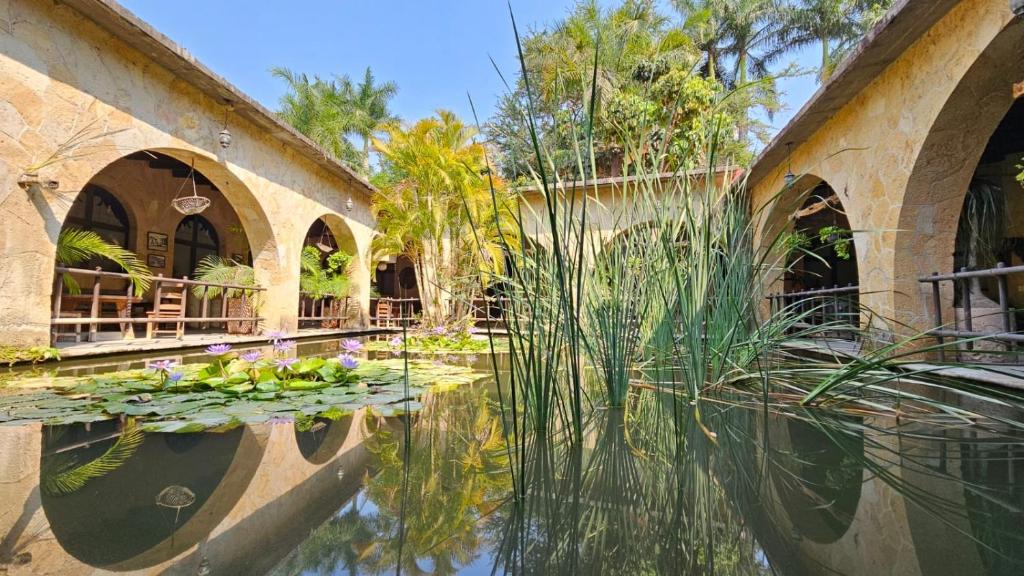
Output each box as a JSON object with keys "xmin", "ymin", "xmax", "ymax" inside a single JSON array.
[
  {"xmin": 0, "ymin": 409, "xmax": 384, "ymax": 575},
  {"xmin": 740, "ymin": 412, "xmax": 1024, "ymax": 576}
]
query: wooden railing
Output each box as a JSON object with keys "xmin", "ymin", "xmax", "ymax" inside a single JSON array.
[
  {"xmin": 371, "ymin": 297, "xmax": 419, "ymax": 327},
  {"xmin": 51, "ymin": 266, "xmax": 265, "ymax": 342},
  {"xmin": 919, "ymin": 263, "xmax": 1022, "ymax": 361},
  {"xmin": 298, "ymin": 293, "xmax": 352, "ymax": 328},
  {"xmin": 765, "ymin": 284, "xmax": 860, "ymax": 339},
  {"xmin": 472, "ymin": 296, "xmax": 509, "ymax": 327}
]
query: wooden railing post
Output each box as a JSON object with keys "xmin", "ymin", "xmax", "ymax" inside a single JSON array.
[
  {"xmin": 123, "ymin": 278, "xmax": 135, "ymax": 339},
  {"xmin": 219, "ymin": 281, "xmax": 228, "ymax": 329},
  {"xmin": 930, "ymin": 273, "xmax": 946, "ymax": 362},
  {"xmin": 200, "ymin": 285, "xmax": 210, "ymax": 329},
  {"xmin": 89, "ymin": 266, "xmax": 102, "ymax": 342},
  {"xmin": 960, "ymin": 268, "xmax": 974, "ymax": 352}
]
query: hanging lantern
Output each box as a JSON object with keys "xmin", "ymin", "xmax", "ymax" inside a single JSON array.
[
  {"xmin": 218, "ymin": 127, "xmax": 232, "ymax": 149},
  {"xmin": 218, "ymin": 105, "xmax": 232, "ymax": 149},
  {"xmin": 171, "ymin": 159, "xmax": 212, "ymax": 215},
  {"xmin": 783, "ymin": 142, "xmax": 797, "ymax": 186},
  {"xmin": 345, "ymin": 197, "xmax": 354, "ymax": 212}
]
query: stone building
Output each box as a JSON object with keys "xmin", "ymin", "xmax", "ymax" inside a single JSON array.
[
  {"xmin": 0, "ymin": 0, "xmax": 376, "ymax": 349},
  {"xmin": 748, "ymin": 0, "xmax": 1024, "ymax": 346}
]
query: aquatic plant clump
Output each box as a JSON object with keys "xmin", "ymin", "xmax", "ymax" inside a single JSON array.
[
  {"xmin": 0, "ymin": 356, "xmax": 485, "ymax": 432},
  {"xmin": 366, "ymin": 324, "xmax": 504, "ymax": 354}
]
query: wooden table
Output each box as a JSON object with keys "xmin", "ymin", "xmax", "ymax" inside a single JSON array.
[{"xmin": 62, "ymin": 294, "xmax": 143, "ymax": 340}]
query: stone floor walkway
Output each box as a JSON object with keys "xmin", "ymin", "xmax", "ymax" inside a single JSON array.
[{"xmin": 55, "ymin": 327, "xmax": 394, "ymax": 359}]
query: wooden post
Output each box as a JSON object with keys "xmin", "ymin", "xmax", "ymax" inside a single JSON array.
[
  {"xmin": 220, "ymin": 282, "xmax": 228, "ymax": 330},
  {"xmin": 179, "ymin": 276, "xmax": 189, "ymax": 339},
  {"xmin": 931, "ymin": 273, "xmax": 946, "ymax": 362},
  {"xmin": 996, "ymin": 262, "xmax": 1012, "ymax": 353},
  {"xmin": 89, "ymin": 266, "xmax": 101, "ymax": 342},
  {"xmin": 960, "ymin": 268, "xmax": 974, "ymax": 352},
  {"xmin": 201, "ymin": 285, "xmax": 210, "ymax": 329},
  {"xmin": 123, "ymin": 280, "xmax": 135, "ymax": 339}
]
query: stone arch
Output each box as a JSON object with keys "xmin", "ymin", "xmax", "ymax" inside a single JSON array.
[
  {"xmin": 893, "ymin": 17, "xmax": 1024, "ymax": 333},
  {"xmin": 297, "ymin": 213, "xmax": 366, "ymax": 328},
  {"xmin": 759, "ymin": 174, "xmax": 860, "ymax": 293},
  {"xmin": 46, "ymin": 147, "xmax": 286, "ymax": 337}
]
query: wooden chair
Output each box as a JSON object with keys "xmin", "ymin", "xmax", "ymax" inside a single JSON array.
[
  {"xmin": 147, "ymin": 282, "xmax": 187, "ymax": 339},
  {"xmin": 375, "ymin": 300, "xmax": 393, "ymax": 328}
]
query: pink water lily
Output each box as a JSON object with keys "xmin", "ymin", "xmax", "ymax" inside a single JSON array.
[{"xmin": 148, "ymin": 359, "xmax": 178, "ymax": 372}]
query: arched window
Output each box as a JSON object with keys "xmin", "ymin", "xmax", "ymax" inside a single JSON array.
[
  {"xmin": 173, "ymin": 215, "xmax": 219, "ymax": 278},
  {"xmin": 65, "ymin": 186, "xmax": 130, "ymax": 271}
]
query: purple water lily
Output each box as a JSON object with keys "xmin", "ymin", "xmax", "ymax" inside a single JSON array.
[
  {"xmin": 265, "ymin": 329, "xmax": 288, "ymax": 342},
  {"xmin": 337, "ymin": 354, "xmax": 359, "ymax": 370},
  {"xmin": 206, "ymin": 343, "xmax": 232, "ymax": 355},
  {"xmin": 166, "ymin": 371, "xmax": 185, "ymax": 384},
  {"xmin": 274, "ymin": 357, "xmax": 299, "ymax": 371},
  {"xmin": 148, "ymin": 359, "xmax": 178, "ymax": 372},
  {"xmin": 431, "ymin": 326, "xmax": 446, "ymax": 335},
  {"xmin": 267, "ymin": 415, "xmax": 295, "ymax": 425},
  {"xmin": 240, "ymin": 350, "xmax": 262, "ymax": 362},
  {"xmin": 340, "ymin": 338, "xmax": 363, "ymax": 353},
  {"xmin": 273, "ymin": 339, "xmax": 297, "ymax": 353},
  {"xmin": 388, "ymin": 336, "xmax": 404, "ymax": 347}
]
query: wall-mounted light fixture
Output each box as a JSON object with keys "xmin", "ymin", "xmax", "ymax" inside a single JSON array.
[
  {"xmin": 345, "ymin": 197, "xmax": 354, "ymax": 213},
  {"xmin": 17, "ymin": 173, "xmax": 58, "ymax": 191}
]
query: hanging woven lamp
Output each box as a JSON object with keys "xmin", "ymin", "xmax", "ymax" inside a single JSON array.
[
  {"xmin": 315, "ymin": 219, "xmax": 335, "ymax": 253},
  {"xmin": 171, "ymin": 159, "xmax": 211, "ymax": 215}
]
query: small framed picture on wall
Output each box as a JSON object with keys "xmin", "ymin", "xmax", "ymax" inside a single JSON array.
[
  {"xmin": 147, "ymin": 253, "xmax": 166, "ymax": 268},
  {"xmin": 147, "ymin": 232, "xmax": 168, "ymax": 252}
]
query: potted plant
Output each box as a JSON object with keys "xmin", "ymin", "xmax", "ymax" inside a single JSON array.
[
  {"xmin": 192, "ymin": 256, "xmax": 259, "ymax": 334},
  {"xmin": 817, "ymin": 226, "xmax": 852, "ymax": 260},
  {"xmin": 299, "ymin": 246, "xmax": 352, "ymax": 328}
]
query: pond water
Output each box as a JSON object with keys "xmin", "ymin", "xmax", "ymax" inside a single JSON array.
[{"xmin": 1, "ymin": 339, "xmax": 1023, "ymax": 575}]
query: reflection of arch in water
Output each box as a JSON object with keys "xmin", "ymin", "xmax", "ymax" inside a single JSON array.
[
  {"xmin": 294, "ymin": 415, "xmax": 355, "ymax": 465},
  {"xmin": 771, "ymin": 416, "xmax": 865, "ymax": 544},
  {"xmin": 901, "ymin": 429, "xmax": 1024, "ymax": 576},
  {"xmin": 40, "ymin": 423, "xmax": 266, "ymax": 570}
]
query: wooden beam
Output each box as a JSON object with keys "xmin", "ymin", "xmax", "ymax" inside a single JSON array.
[{"xmin": 795, "ymin": 193, "xmax": 840, "ymax": 219}]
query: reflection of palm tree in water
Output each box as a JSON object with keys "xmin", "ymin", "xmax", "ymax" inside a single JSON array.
[{"xmin": 275, "ymin": 384, "xmax": 511, "ymax": 575}]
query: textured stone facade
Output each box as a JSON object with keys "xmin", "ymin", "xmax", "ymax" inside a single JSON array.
[
  {"xmin": 749, "ymin": 0, "xmax": 1023, "ymax": 341},
  {"xmin": 0, "ymin": 0, "xmax": 377, "ymax": 347}
]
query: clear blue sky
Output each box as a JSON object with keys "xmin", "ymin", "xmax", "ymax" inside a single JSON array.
[{"xmin": 120, "ymin": 0, "xmax": 820, "ymax": 144}]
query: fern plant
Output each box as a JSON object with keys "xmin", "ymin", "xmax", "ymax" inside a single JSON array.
[
  {"xmin": 56, "ymin": 227, "xmax": 151, "ymax": 295},
  {"xmin": 191, "ymin": 256, "xmax": 257, "ymax": 299}
]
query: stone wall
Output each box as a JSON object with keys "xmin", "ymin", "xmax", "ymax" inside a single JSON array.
[
  {"xmin": 749, "ymin": 0, "xmax": 1022, "ymax": 341},
  {"xmin": 0, "ymin": 0, "xmax": 377, "ymax": 346}
]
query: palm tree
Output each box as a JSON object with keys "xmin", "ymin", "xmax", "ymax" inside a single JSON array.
[
  {"xmin": 271, "ymin": 67, "xmax": 362, "ymax": 167},
  {"xmin": 372, "ymin": 111, "xmax": 517, "ymax": 324},
  {"xmin": 55, "ymin": 227, "xmax": 151, "ymax": 295},
  {"xmin": 785, "ymin": 0, "xmax": 890, "ymax": 81},
  {"xmin": 272, "ymin": 66, "xmax": 399, "ymax": 175},
  {"xmin": 338, "ymin": 67, "xmax": 399, "ymax": 175}
]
